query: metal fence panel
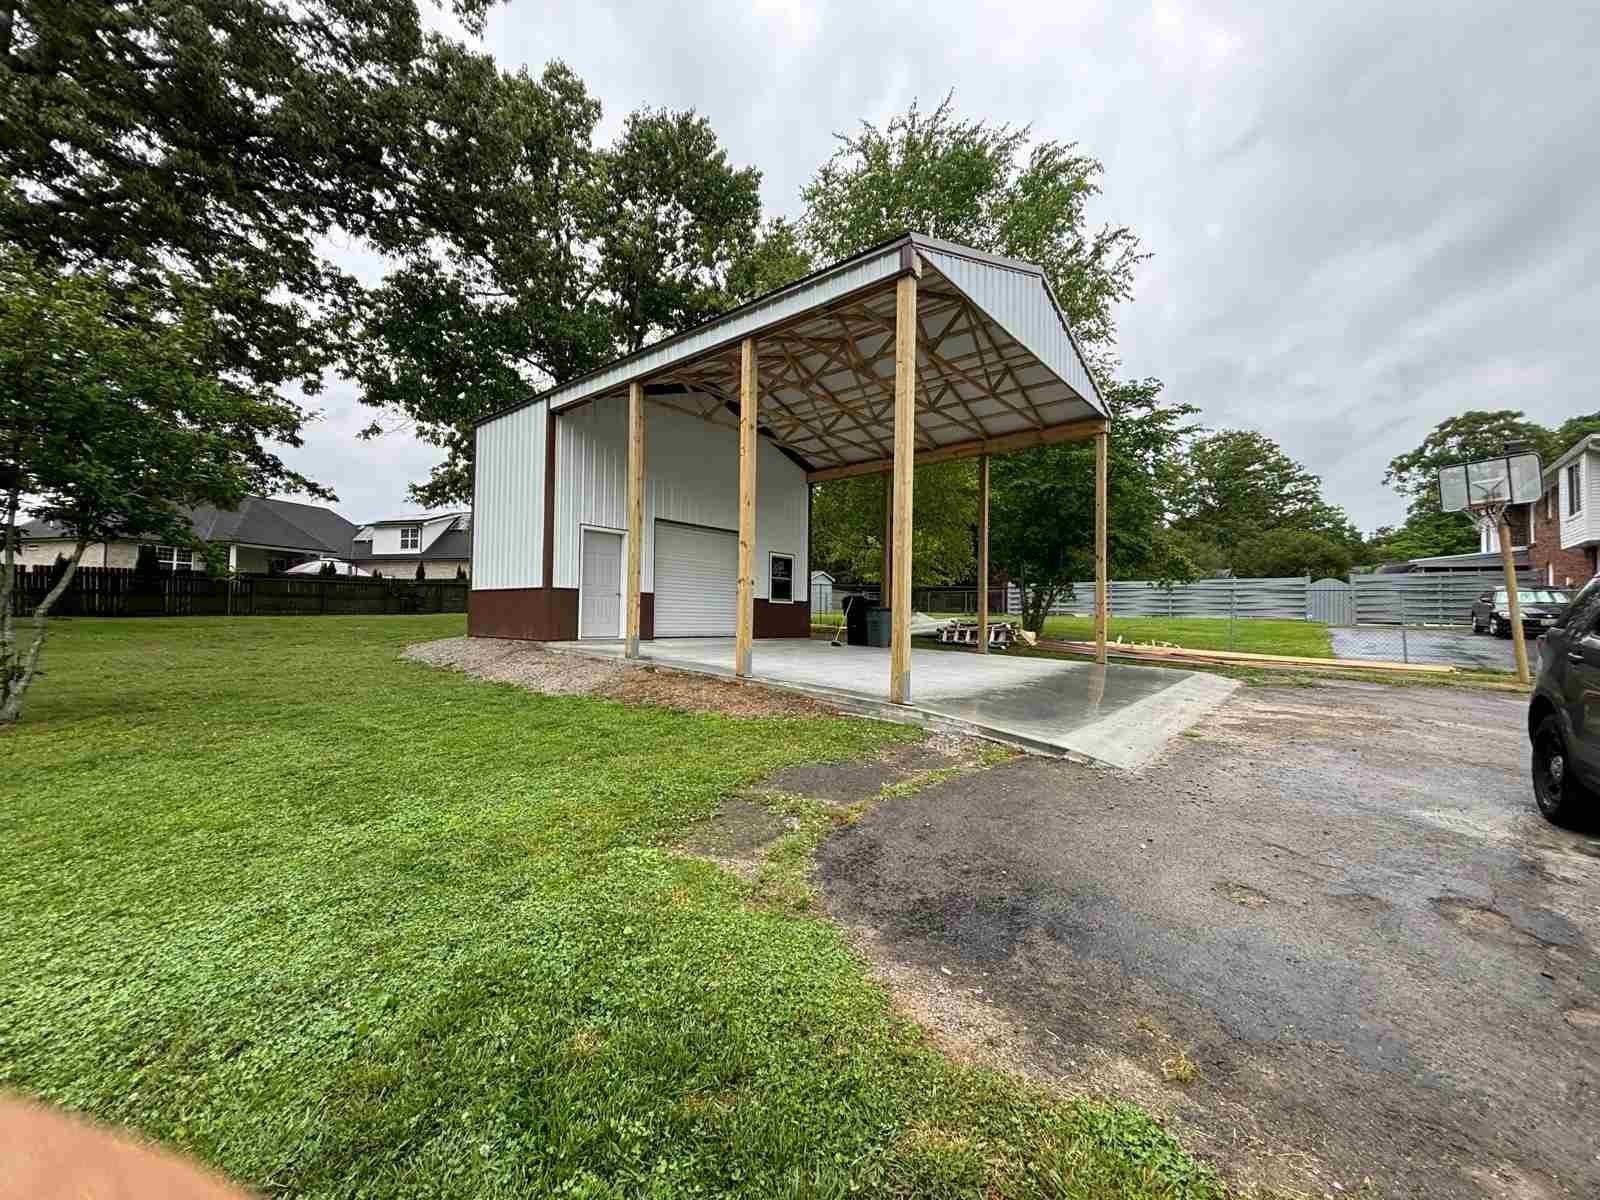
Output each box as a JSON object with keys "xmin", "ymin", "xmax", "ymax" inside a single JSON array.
[
  {"xmin": 1307, "ymin": 578, "xmax": 1354, "ymax": 625},
  {"xmin": 1005, "ymin": 577, "xmax": 1311, "ymax": 620},
  {"xmin": 1349, "ymin": 571, "xmax": 1532, "ymax": 626}
]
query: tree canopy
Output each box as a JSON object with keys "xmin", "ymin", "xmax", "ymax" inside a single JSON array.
[
  {"xmin": 1171, "ymin": 430, "xmax": 1360, "ymax": 562},
  {"xmin": 2, "ymin": 0, "xmax": 517, "ymax": 411},
  {"xmin": 801, "ymin": 93, "xmax": 1142, "ymax": 351},
  {"xmin": 992, "ymin": 376, "xmax": 1199, "ymax": 631},
  {"xmin": 342, "ymin": 91, "xmax": 770, "ymax": 506},
  {"xmin": 1373, "ymin": 408, "xmax": 1600, "ymax": 564},
  {"xmin": 811, "ymin": 465, "xmax": 977, "ymax": 587}
]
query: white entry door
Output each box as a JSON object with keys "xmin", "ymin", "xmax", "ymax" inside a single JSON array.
[
  {"xmin": 655, "ymin": 522, "xmax": 739, "ymax": 637},
  {"xmin": 579, "ymin": 528, "xmax": 623, "ymax": 639}
]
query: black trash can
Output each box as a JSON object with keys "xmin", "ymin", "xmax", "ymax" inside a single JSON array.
[
  {"xmin": 866, "ymin": 605, "xmax": 892, "ymax": 648},
  {"xmin": 843, "ymin": 594, "xmax": 870, "ymax": 647}
]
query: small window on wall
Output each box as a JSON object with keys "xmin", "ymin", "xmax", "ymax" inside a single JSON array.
[
  {"xmin": 155, "ymin": 545, "xmax": 193, "ymax": 571},
  {"xmin": 400, "ymin": 526, "xmax": 421, "ymax": 550},
  {"xmin": 1568, "ymin": 463, "xmax": 1583, "ymax": 516},
  {"xmin": 769, "ymin": 553, "xmax": 795, "ymax": 603}
]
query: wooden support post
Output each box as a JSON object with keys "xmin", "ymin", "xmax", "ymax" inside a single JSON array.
[
  {"xmin": 977, "ymin": 454, "xmax": 990, "ymax": 655},
  {"xmin": 736, "ymin": 338, "xmax": 758, "ymax": 677},
  {"xmin": 890, "ymin": 271, "xmax": 917, "ymax": 704},
  {"xmin": 881, "ymin": 473, "xmax": 892, "ymax": 602},
  {"xmin": 1094, "ymin": 430, "xmax": 1109, "ymax": 666},
  {"xmin": 625, "ymin": 380, "xmax": 644, "ymax": 658},
  {"xmin": 1499, "ymin": 510, "xmax": 1530, "ymax": 685}
]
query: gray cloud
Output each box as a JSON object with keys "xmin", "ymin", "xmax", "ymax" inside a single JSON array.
[{"xmin": 279, "ymin": 0, "xmax": 1600, "ymax": 532}]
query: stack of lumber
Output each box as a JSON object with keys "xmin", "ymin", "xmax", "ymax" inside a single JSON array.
[{"xmin": 1039, "ymin": 639, "xmax": 1456, "ymax": 675}]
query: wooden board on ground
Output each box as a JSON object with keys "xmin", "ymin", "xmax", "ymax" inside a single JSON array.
[{"xmin": 1040, "ymin": 639, "xmax": 1457, "ymax": 675}]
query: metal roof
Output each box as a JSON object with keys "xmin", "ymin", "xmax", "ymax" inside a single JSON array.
[{"xmin": 477, "ymin": 233, "xmax": 1107, "ymax": 473}]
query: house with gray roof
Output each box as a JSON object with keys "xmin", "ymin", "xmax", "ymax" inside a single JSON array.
[
  {"xmin": 16, "ymin": 496, "xmax": 361, "ymax": 574},
  {"xmin": 348, "ymin": 513, "xmax": 472, "ymax": 580}
]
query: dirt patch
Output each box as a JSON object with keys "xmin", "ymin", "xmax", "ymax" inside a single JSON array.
[
  {"xmin": 600, "ymin": 666, "xmax": 832, "ymax": 718},
  {"xmin": 680, "ymin": 799, "xmax": 789, "ymax": 859},
  {"xmin": 405, "ymin": 636, "xmax": 833, "ymax": 719}
]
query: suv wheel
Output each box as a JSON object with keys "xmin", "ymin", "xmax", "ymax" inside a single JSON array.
[
  {"xmin": 1471, "ymin": 615, "xmax": 1485, "ymax": 634},
  {"xmin": 1491, "ymin": 615, "xmax": 1508, "ymax": 638},
  {"xmin": 1533, "ymin": 714, "xmax": 1590, "ymax": 825}
]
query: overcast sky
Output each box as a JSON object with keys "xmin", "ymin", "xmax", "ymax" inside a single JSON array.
[{"xmin": 281, "ymin": 0, "xmax": 1600, "ymax": 533}]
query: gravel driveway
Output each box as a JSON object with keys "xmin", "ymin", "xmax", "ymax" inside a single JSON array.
[
  {"xmin": 1329, "ymin": 625, "xmax": 1522, "ymax": 670},
  {"xmin": 816, "ymin": 682, "xmax": 1600, "ymax": 1198}
]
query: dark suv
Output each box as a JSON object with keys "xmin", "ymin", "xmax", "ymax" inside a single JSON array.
[{"xmin": 1528, "ymin": 574, "xmax": 1600, "ymax": 824}]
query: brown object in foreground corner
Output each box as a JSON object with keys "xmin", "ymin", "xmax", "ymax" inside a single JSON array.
[{"xmin": 0, "ymin": 1096, "xmax": 255, "ymax": 1200}]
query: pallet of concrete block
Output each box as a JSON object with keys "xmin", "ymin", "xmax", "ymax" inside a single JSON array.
[{"xmin": 939, "ymin": 620, "xmax": 1015, "ymax": 649}]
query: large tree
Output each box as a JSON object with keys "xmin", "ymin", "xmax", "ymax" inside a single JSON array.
[
  {"xmin": 801, "ymin": 93, "xmax": 1142, "ymax": 350},
  {"xmin": 991, "ymin": 376, "xmax": 1200, "ymax": 632},
  {"xmin": 1, "ymin": 256, "xmax": 318, "ymax": 722},
  {"xmin": 343, "ymin": 100, "xmax": 768, "ymax": 507},
  {"xmin": 810, "ymin": 464, "xmax": 977, "ymax": 587},
  {"xmin": 1384, "ymin": 410, "xmax": 1555, "ymax": 506},
  {"xmin": 798, "ymin": 94, "xmax": 1154, "ymax": 596},
  {"xmin": 1379, "ymin": 409, "xmax": 1559, "ymax": 561},
  {"xmin": 2, "ymin": 0, "xmax": 511, "ymax": 420},
  {"xmin": 1171, "ymin": 430, "xmax": 1360, "ymax": 567}
]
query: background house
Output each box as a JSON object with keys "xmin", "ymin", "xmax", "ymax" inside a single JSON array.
[
  {"xmin": 16, "ymin": 497, "xmax": 359, "ymax": 574},
  {"xmin": 349, "ymin": 513, "xmax": 472, "ymax": 579},
  {"xmin": 1475, "ymin": 436, "xmax": 1600, "ymax": 587}
]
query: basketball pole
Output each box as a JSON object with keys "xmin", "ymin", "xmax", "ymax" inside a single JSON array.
[{"xmin": 1492, "ymin": 505, "xmax": 1530, "ymax": 685}]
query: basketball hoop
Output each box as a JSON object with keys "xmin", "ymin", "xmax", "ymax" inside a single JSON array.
[{"xmin": 1438, "ymin": 450, "xmax": 1542, "ymax": 685}]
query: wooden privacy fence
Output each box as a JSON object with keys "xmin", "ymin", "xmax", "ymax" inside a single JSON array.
[{"xmin": 7, "ymin": 566, "xmax": 468, "ymax": 618}]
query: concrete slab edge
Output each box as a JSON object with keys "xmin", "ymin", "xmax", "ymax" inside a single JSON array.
[{"xmin": 540, "ymin": 641, "xmax": 1095, "ymax": 764}]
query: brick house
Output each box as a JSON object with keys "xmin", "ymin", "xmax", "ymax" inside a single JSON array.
[{"xmin": 1481, "ymin": 435, "xmax": 1600, "ymax": 587}]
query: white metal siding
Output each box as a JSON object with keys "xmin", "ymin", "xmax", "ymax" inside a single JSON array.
[
  {"xmin": 654, "ymin": 523, "xmax": 739, "ymax": 636},
  {"xmin": 472, "ymin": 400, "xmax": 546, "ymax": 589},
  {"xmin": 552, "ymin": 396, "xmax": 807, "ymax": 597},
  {"xmin": 919, "ymin": 246, "xmax": 1103, "ymax": 413}
]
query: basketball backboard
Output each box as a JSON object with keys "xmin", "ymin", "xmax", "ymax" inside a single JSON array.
[{"xmin": 1438, "ymin": 451, "xmax": 1542, "ymax": 514}]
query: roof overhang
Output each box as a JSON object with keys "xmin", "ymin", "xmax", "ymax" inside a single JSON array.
[{"xmin": 477, "ymin": 233, "xmax": 1108, "ymax": 477}]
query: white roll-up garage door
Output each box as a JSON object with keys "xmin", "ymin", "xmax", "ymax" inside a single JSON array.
[{"xmin": 654, "ymin": 522, "xmax": 739, "ymax": 637}]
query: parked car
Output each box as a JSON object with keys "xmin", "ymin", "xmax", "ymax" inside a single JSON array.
[
  {"xmin": 1470, "ymin": 587, "xmax": 1571, "ymax": 637},
  {"xmin": 1528, "ymin": 575, "xmax": 1600, "ymax": 824}
]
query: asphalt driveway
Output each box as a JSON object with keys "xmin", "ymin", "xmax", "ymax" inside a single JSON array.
[
  {"xmin": 1330, "ymin": 625, "xmax": 1522, "ymax": 670},
  {"xmin": 816, "ymin": 682, "xmax": 1600, "ymax": 1198}
]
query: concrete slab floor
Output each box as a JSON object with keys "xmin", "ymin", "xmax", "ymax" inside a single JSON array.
[{"xmin": 550, "ymin": 637, "xmax": 1238, "ymax": 769}]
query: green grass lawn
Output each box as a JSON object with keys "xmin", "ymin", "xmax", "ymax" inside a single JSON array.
[
  {"xmin": 1038, "ymin": 615, "xmax": 1333, "ymax": 658},
  {"xmin": 0, "ymin": 616, "xmax": 1219, "ymax": 1199},
  {"xmin": 812, "ymin": 610, "xmax": 1332, "ymax": 658}
]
